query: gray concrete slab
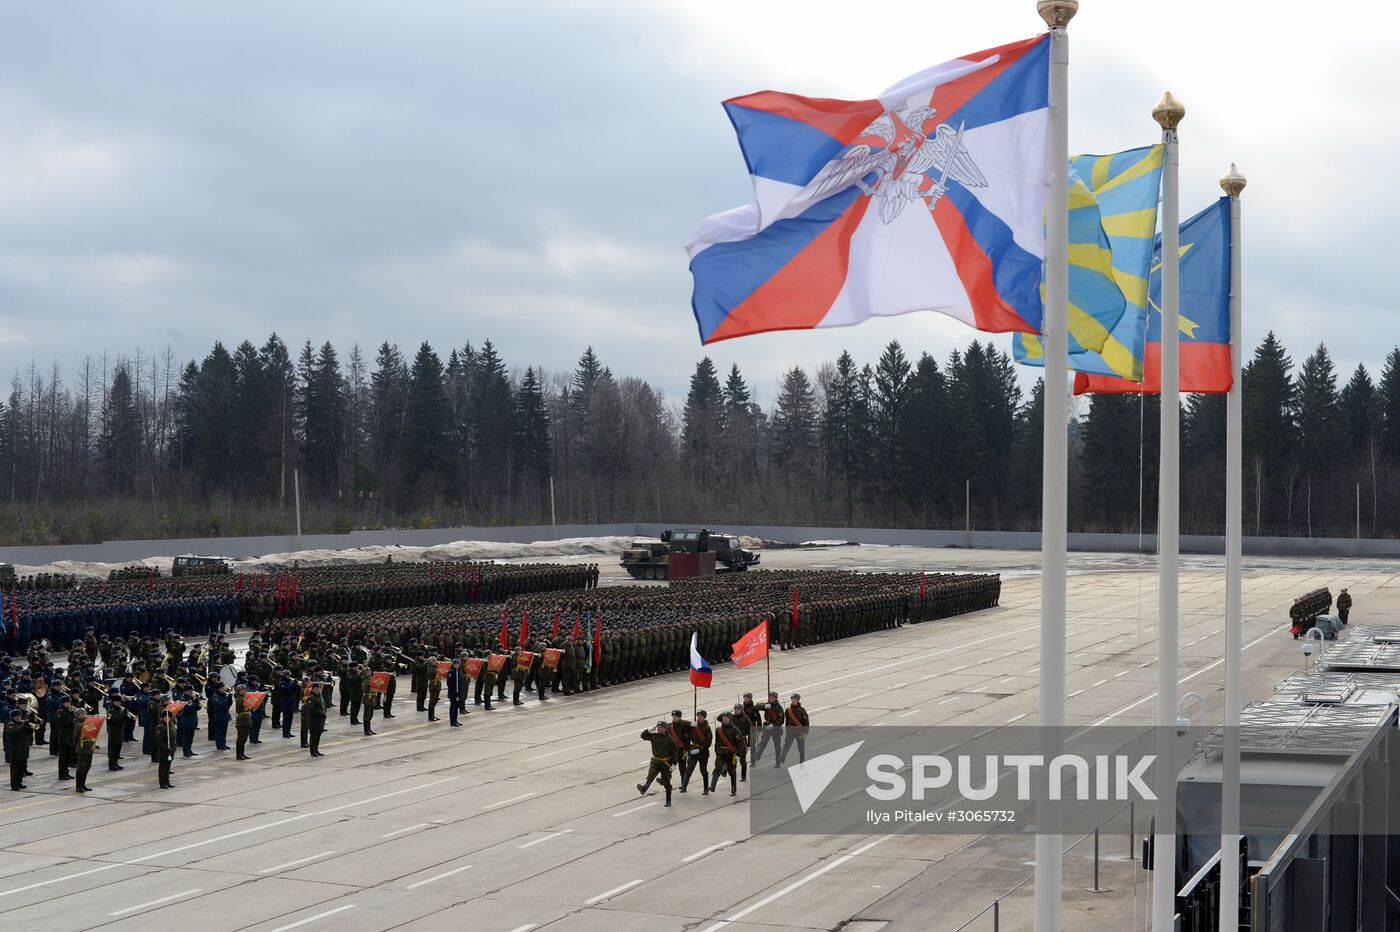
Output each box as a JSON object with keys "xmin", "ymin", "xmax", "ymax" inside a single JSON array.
[{"xmin": 0, "ymin": 545, "xmax": 1390, "ymax": 931}]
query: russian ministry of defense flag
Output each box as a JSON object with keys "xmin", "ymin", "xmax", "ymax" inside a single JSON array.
[
  {"xmin": 689, "ymin": 632, "xmax": 713, "ymax": 688},
  {"xmin": 1075, "ymin": 198, "xmax": 1232, "ymax": 394},
  {"xmin": 689, "ymin": 36, "xmax": 1057, "ymax": 345},
  {"xmin": 1014, "ymin": 145, "xmax": 1165, "ymax": 380}
]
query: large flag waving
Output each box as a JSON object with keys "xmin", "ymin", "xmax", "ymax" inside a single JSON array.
[
  {"xmin": 1074, "ymin": 198, "xmax": 1232, "ymax": 394},
  {"xmin": 689, "ymin": 632, "xmax": 713, "ymax": 688},
  {"xmin": 1014, "ymin": 144, "xmax": 1165, "ymax": 380},
  {"xmin": 731, "ymin": 620, "xmax": 769, "ymax": 670},
  {"xmin": 689, "ymin": 35, "xmax": 1059, "ymax": 345}
]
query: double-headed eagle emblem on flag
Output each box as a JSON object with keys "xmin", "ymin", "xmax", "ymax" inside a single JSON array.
[{"xmin": 813, "ymin": 105, "xmax": 986, "ymax": 224}]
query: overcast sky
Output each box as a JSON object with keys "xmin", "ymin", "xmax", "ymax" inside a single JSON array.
[{"xmin": 0, "ymin": 1, "xmax": 1392, "ymax": 407}]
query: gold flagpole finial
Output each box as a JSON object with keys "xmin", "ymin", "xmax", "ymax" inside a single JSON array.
[
  {"xmin": 1152, "ymin": 91, "xmax": 1186, "ymax": 129},
  {"xmin": 1037, "ymin": 0, "xmax": 1078, "ymax": 27},
  {"xmin": 1220, "ymin": 162, "xmax": 1247, "ymax": 197}
]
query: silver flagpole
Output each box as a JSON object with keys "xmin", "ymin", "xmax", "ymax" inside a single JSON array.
[
  {"xmin": 1151, "ymin": 90, "xmax": 1185, "ymax": 932},
  {"xmin": 1219, "ymin": 162, "xmax": 1247, "ymax": 928},
  {"xmin": 1034, "ymin": 3, "xmax": 1075, "ymax": 930}
]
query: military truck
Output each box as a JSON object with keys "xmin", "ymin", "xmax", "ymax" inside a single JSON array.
[
  {"xmin": 620, "ymin": 528, "xmax": 759, "ymax": 580},
  {"xmin": 171, "ymin": 554, "xmax": 232, "ymax": 577}
]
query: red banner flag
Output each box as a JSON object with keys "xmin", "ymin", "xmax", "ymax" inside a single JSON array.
[
  {"xmin": 80, "ymin": 716, "xmax": 105, "ymax": 742},
  {"xmin": 791, "ymin": 588, "xmax": 799, "ymax": 629},
  {"xmin": 462, "ymin": 658, "xmax": 484, "ymax": 678},
  {"xmin": 515, "ymin": 650, "xmax": 535, "ymax": 671},
  {"xmin": 148, "ymin": 572, "xmax": 155, "ymax": 593},
  {"xmin": 499, "ymin": 610, "xmax": 510, "ymax": 650},
  {"xmin": 552, "ymin": 608, "xmax": 560, "ymax": 641},
  {"xmin": 236, "ymin": 573, "xmax": 244, "ymax": 593},
  {"xmin": 368, "ymin": 672, "xmax": 392, "ymax": 694},
  {"xmin": 919, "ymin": 572, "xmax": 926, "ymax": 603},
  {"xmin": 243, "ymin": 691, "xmax": 268, "ymax": 712},
  {"xmin": 731, "ymin": 620, "xmax": 770, "ymax": 669},
  {"xmin": 571, "ymin": 611, "xmax": 582, "ymax": 642},
  {"xmin": 487, "ymin": 654, "xmax": 507, "ymax": 674},
  {"xmin": 542, "ymin": 648, "xmax": 563, "ymax": 670},
  {"xmin": 165, "ymin": 701, "xmax": 188, "ymax": 716},
  {"xmin": 520, "ymin": 609, "xmax": 529, "ymax": 647},
  {"xmin": 434, "ymin": 661, "xmax": 452, "ymax": 681}
]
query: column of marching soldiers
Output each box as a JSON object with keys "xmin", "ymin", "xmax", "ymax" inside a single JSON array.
[{"xmin": 1, "ymin": 560, "xmax": 1000, "ymax": 802}]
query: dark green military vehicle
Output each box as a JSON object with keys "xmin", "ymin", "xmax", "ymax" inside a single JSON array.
[
  {"xmin": 172, "ymin": 554, "xmax": 232, "ymax": 577},
  {"xmin": 620, "ymin": 528, "xmax": 759, "ymax": 580}
]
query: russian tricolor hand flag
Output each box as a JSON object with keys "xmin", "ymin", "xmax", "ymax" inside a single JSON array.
[
  {"xmin": 689, "ymin": 632, "xmax": 713, "ymax": 689},
  {"xmin": 689, "ymin": 35, "xmax": 1050, "ymax": 345}
]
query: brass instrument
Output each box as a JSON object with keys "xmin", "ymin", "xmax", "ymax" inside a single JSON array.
[
  {"xmin": 32, "ymin": 678, "xmax": 48, "ymax": 699},
  {"xmin": 90, "ymin": 682, "xmax": 110, "ymax": 696},
  {"xmin": 135, "ymin": 669, "xmax": 152, "ymax": 685},
  {"xmin": 191, "ymin": 671, "xmax": 207, "ymax": 690}
]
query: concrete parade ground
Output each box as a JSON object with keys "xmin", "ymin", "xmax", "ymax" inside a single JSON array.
[{"xmin": 0, "ymin": 545, "xmax": 1389, "ymax": 932}]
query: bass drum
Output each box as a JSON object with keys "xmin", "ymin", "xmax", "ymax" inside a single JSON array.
[{"xmin": 218, "ymin": 664, "xmax": 239, "ymax": 689}]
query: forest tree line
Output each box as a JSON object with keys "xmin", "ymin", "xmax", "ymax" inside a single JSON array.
[{"xmin": 1, "ymin": 332, "xmax": 1397, "ymax": 545}]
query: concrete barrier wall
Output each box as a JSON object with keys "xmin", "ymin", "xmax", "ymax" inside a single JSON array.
[{"xmin": 1, "ymin": 522, "xmax": 1397, "ymax": 567}]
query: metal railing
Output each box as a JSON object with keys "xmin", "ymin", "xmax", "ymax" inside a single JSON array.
[{"xmin": 951, "ymin": 800, "xmax": 1136, "ymax": 932}]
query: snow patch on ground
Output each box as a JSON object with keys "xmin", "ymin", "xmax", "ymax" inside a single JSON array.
[{"xmin": 19, "ymin": 535, "xmax": 638, "ymax": 580}]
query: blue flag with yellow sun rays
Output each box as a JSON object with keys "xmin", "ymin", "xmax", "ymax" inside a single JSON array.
[{"xmin": 1014, "ymin": 145, "xmax": 1165, "ymax": 380}]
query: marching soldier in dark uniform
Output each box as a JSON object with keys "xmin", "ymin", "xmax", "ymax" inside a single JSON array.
[
  {"xmin": 55, "ymin": 694, "xmax": 76, "ymax": 781},
  {"xmin": 730, "ymin": 702, "xmax": 752, "ymax": 782},
  {"xmin": 156, "ymin": 705, "xmax": 177, "ymax": 788},
  {"xmin": 753, "ymin": 691, "xmax": 783, "ymax": 767},
  {"xmin": 778, "ymin": 693, "xmax": 810, "ymax": 766},
  {"xmin": 1338, "ymin": 588, "xmax": 1353, "ymax": 625},
  {"xmin": 305, "ymin": 682, "xmax": 327, "ymax": 757},
  {"xmin": 208, "ymin": 684, "xmax": 232, "ymax": 751},
  {"xmin": 234, "ymin": 687, "xmax": 252, "ymax": 760},
  {"xmin": 446, "ymin": 658, "xmax": 466, "ymax": 727},
  {"xmin": 360, "ymin": 668, "xmax": 378, "ymax": 735},
  {"xmin": 347, "ymin": 664, "xmax": 364, "ymax": 725},
  {"xmin": 73, "ymin": 709, "xmax": 95, "ymax": 792},
  {"xmin": 426, "ymin": 657, "xmax": 442, "ymax": 721},
  {"xmin": 637, "ymin": 721, "xmax": 679, "ymax": 808},
  {"xmin": 7, "ymin": 709, "xmax": 31, "ymax": 790},
  {"xmin": 412, "ymin": 650, "xmax": 430, "ymax": 712},
  {"xmin": 711, "ymin": 710, "xmax": 744, "ymax": 796},
  {"xmin": 106, "ymin": 697, "xmax": 128, "ymax": 770},
  {"xmin": 682, "ymin": 709, "xmax": 713, "ymax": 795}
]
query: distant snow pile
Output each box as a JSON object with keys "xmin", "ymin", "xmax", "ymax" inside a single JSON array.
[{"xmin": 22, "ymin": 535, "xmax": 635, "ymax": 580}]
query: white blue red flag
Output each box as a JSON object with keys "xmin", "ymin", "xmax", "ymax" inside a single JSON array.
[
  {"xmin": 689, "ymin": 632, "xmax": 713, "ymax": 689},
  {"xmin": 689, "ymin": 35, "xmax": 1050, "ymax": 345}
]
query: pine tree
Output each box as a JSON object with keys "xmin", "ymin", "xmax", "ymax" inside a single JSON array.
[
  {"xmin": 1341, "ymin": 364, "xmax": 1377, "ymax": 456},
  {"xmin": 513, "ymin": 366, "xmax": 552, "ymax": 492},
  {"xmin": 398, "ymin": 342, "xmax": 453, "ymax": 502},
  {"xmin": 1241, "ymin": 332, "xmax": 1297, "ymax": 534},
  {"xmin": 1378, "ymin": 348, "xmax": 1400, "ymax": 462},
  {"xmin": 681, "ymin": 357, "xmax": 724, "ymax": 487},
  {"xmin": 298, "ymin": 342, "xmax": 346, "ymax": 496},
  {"xmin": 369, "ymin": 342, "xmax": 409, "ymax": 507},
  {"xmin": 1295, "ymin": 344, "xmax": 1342, "ymax": 535},
  {"xmin": 258, "ymin": 334, "xmax": 296, "ymax": 505},
  {"xmin": 101, "ymin": 365, "xmax": 141, "ymax": 494},
  {"xmin": 872, "ymin": 341, "xmax": 912, "ymax": 523},
  {"xmin": 821, "ymin": 351, "xmax": 873, "ymax": 525},
  {"xmin": 772, "ymin": 366, "xmax": 818, "ymax": 489},
  {"xmin": 192, "ymin": 343, "xmax": 237, "ymax": 491}
]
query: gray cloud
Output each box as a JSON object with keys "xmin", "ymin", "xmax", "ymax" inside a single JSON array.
[{"xmin": 0, "ymin": 1, "xmax": 1394, "ymax": 409}]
